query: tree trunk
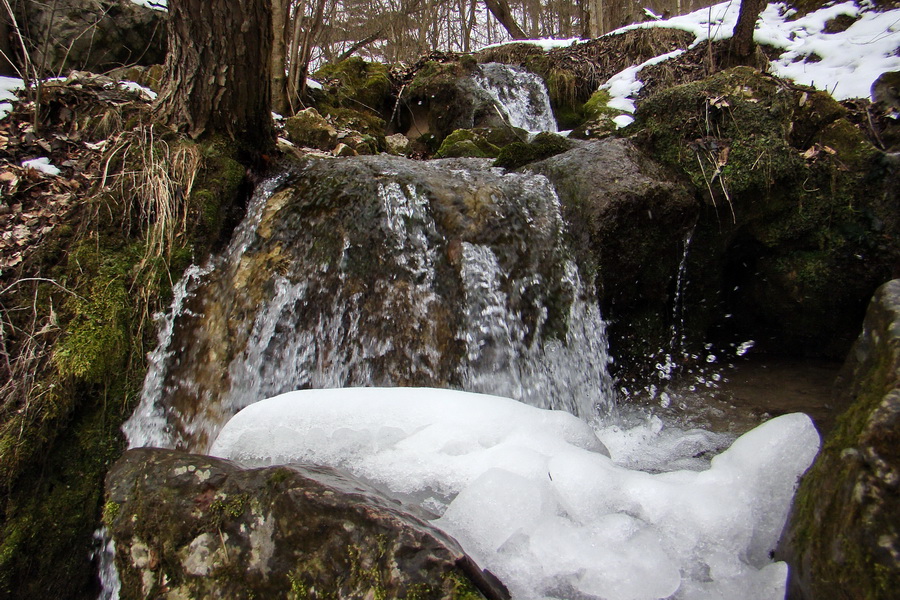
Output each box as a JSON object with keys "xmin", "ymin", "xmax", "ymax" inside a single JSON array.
[
  {"xmin": 271, "ymin": 0, "xmax": 290, "ymax": 116},
  {"xmin": 154, "ymin": 0, "xmax": 274, "ymax": 154},
  {"xmin": 483, "ymin": 0, "xmax": 527, "ymax": 39},
  {"xmin": 731, "ymin": 0, "xmax": 765, "ymax": 60}
]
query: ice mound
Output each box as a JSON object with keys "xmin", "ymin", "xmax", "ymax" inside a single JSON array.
[{"xmin": 211, "ymin": 387, "xmax": 820, "ymax": 600}]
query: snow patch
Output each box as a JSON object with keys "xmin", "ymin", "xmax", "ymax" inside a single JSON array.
[
  {"xmin": 479, "ymin": 37, "xmax": 581, "ymax": 51},
  {"xmin": 22, "ymin": 157, "xmax": 61, "ymax": 176}
]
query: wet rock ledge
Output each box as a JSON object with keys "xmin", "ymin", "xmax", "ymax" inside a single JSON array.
[
  {"xmin": 778, "ymin": 279, "xmax": 900, "ymax": 599},
  {"xmin": 105, "ymin": 448, "xmax": 508, "ymax": 600}
]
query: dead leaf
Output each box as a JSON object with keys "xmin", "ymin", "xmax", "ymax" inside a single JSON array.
[{"xmin": 802, "ymin": 146, "xmax": 819, "ymax": 160}]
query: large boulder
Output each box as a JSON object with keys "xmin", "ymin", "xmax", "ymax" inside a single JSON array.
[
  {"xmin": 633, "ymin": 66, "xmax": 898, "ymax": 360},
  {"xmin": 15, "ymin": 0, "xmax": 166, "ymax": 75},
  {"xmin": 777, "ymin": 279, "xmax": 900, "ymax": 599},
  {"xmin": 529, "ymin": 138, "xmax": 697, "ymax": 375},
  {"xmin": 401, "ymin": 58, "xmax": 506, "ymax": 149},
  {"xmin": 105, "ymin": 448, "xmax": 507, "ymax": 600}
]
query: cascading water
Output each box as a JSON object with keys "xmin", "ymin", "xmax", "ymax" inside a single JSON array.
[
  {"xmin": 123, "ymin": 156, "xmax": 614, "ymax": 454},
  {"xmin": 472, "ymin": 62, "xmax": 558, "ymax": 133},
  {"xmin": 110, "ymin": 152, "xmax": 820, "ymax": 600}
]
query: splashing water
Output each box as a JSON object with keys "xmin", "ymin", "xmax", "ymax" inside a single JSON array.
[
  {"xmin": 472, "ymin": 62, "xmax": 558, "ymax": 133},
  {"xmin": 124, "ymin": 157, "xmax": 614, "ymax": 453}
]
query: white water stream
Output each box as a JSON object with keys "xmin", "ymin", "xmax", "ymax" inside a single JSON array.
[
  {"xmin": 472, "ymin": 62, "xmax": 558, "ymax": 133},
  {"xmin": 102, "ymin": 73, "xmax": 818, "ymax": 600}
]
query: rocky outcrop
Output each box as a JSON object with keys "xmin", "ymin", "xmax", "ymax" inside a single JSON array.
[
  {"xmin": 633, "ymin": 66, "xmax": 898, "ymax": 360},
  {"xmin": 529, "ymin": 138, "xmax": 697, "ymax": 374},
  {"xmin": 15, "ymin": 0, "xmax": 166, "ymax": 75},
  {"xmin": 105, "ymin": 448, "xmax": 507, "ymax": 600},
  {"xmin": 401, "ymin": 59, "xmax": 507, "ymax": 148},
  {"xmin": 778, "ymin": 279, "xmax": 900, "ymax": 599},
  {"xmin": 131, "ymin": 155, "xmax": 611, "ymax": 451}
]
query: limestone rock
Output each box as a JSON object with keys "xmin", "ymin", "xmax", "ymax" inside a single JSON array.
[
  {"xmin": 385, "ymin": 133, "xmax": 411, "ymax": 155},
  {"xmin": 105, "ymin": 448, "xmax": 508, "ymax": 600},
  {"xmin": 529, "ymin": 138, "xmax": 697, "ymax": 373},
  {"xmin": 778, "ymin": 279, "xmax": 900, "ymax": 599},
  {"xmin": 14, "ymin": 0, "xmax": 166, "ymax": 74},
  {"xmin": 284, "ymin": 108, "xmax": 338, "ymax": 151}
]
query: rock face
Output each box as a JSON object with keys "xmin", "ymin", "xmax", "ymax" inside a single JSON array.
[
  {"xmin": 15, "ymin": 0, "xmax": 166, "ymax": 74},
  {"xmin": 778, "ymin": 279, "xmax": 900, "ymax": 599},
  {"xmin": 530, "ymin": 138, "xmax": 697, "ymax": 373},
  {"xmin": 125, "ymin": 155, "xmax": 613, "ymax": 452},
  {"xmin": 105, "ymin": 448, "xmax": 507, "ymax": 600},
  {"xmin": 634, "ymin": 66, "xmax": 897, "ymax": 360}
]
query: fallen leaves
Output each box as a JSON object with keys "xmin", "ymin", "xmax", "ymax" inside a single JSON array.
[{"xmin": 0, "ymin": 73, "xmax": 153, "ymax": 277}]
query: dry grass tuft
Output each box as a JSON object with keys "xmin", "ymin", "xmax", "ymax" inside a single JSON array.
[{"xmin": 101, "ymin": 124, "xmax": 203, "ymax": 264}]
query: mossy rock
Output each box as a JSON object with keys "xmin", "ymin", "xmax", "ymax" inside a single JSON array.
[
  {"xmin": 435, "ymin": 129, "xmax": 502, "ymax": 158},
  {"xmin": 106, "ymin": 449, "xmax": 505, "ymax": 600},
  {"xmin": 814, "ymin": 119, "xmax": 878, "ymax": 169},
  {"xmin": 632, "ymin": 66, "xmax": 894, "ymax": 359},
  {"xmin": 319, "ymin": 105, "xmax": 387, "ymax": 138},
  {"xmin": 790, "ymin": 89, "xmax": 847, "ymax": 149},
  {"xmin": 0, "ymin": 117, "xmax": 249, "ymax": 597},
  {"xmin": 403, "ymin": 59, "xmax": 492, "ymax": 145},
  {"xmin": 284, "ymin": 107, "xmax": 338, "ymax": 151},
  {"xmin": 571, "ymin": 90, "xmax": 620, "ymax": 139},
  {"xmin": 494, "ymin": 132, "xmax": 572, "ymax": 170},
  {"xmin": 778, "ymin": 279, "xmax": 900, "ymax": 599},
  {"xmin": 313, "ymin": 57, "xmax": 393, "ymax": 115}
]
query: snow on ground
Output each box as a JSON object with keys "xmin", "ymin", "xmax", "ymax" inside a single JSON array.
[
  {"xmin": 115, "ymin": 80, "xmax": 157, "ymax": 100},
  {"xmin": 598, "ymin": 1, "xmax": 900, "ymax": 125},
  {"xmin": 211, "ymin": 387, "xmax": 820, "ymax": 600},
  {"xmin": 130, "ymin": 0, "xmax": 167, "ymax": 10},
  {"xmin": 22, "ymin": 157, "xmax": 61, "ymax": 176},
  {"xmin": 0, "ymin": 76, "xmax": 23, "ymax": 120},
  {"xmin": 479, "ymin": 37, "xmax": 581, "ymax": 51}
]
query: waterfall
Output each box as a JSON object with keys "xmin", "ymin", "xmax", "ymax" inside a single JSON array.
[
  {"xmin": 123, "ymin": 156, "xmax": 614, "ymax": 454},
  {"xmin": 472, "ymin": 62, "xmax": 558, "ymax": 133}
]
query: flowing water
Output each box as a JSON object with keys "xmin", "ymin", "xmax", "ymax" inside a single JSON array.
[
  {"xmin": 472, "ymin": 62, "xmax": 558, "ymax": 133},
  {"xmin": 105, "ymin": 72, "xmax": 822, "ymax": 600},
  {"xmin": 123, "ymin": 157, "xmax": 614, "ymax": 453}
]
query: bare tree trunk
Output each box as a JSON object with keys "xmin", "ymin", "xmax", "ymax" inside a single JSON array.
[
  {"xmin": 484, "ymin": 0, "xmax": 527, "ymax": 39},
  {"xmin": 271, "ymin": 0, "xmax": 290, "ymax": 115},
  {"xmin": 588, "ymin": 0, "xmax": 604, "ymax": 37},
  {"xmin": 731, "ymin": 0, "xmax": 764, "ymax": 59},
  {"xmin": 154, "ymin": 0, "xmax": 274, "ymax": 154},
  {"xmin": 296, "ymin": 0, "xmax": 328, "ymax": 97}
]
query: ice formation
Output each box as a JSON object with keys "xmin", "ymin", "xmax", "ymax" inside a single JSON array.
[{"xmin": 211, "ymin": 387, "xmax": 820, "ymax": 600}]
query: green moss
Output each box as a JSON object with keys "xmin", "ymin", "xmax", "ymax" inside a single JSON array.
[
  {"xmin": 494, "ymin": 132, "xmax": 572, "ymax": 170},
  {"xmin": 435, "ymin": 129, "xmax": 502, "ymax": 158},
  {"xmin": 102, "ymin": 501, "xmax": 120, "ymax": 527},
  {"xmin": 0, "ymin": 125, "xmax": 249, "ymax": 598},
  {"xmin": 314, "ymin": 57, "xmax": 393, "ymax": 115},
  {"xmin": 445, "ymin": 571, "xmax": 484, "ymax": 600}
]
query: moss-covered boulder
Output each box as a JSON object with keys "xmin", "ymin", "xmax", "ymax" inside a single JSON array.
[
  {"xmin": 777, "ymin": 279, "xmax": 900, "ymax": 599},
  {"xmin": 435, "ymin": 128, "xmax": 518, "ymax": 158},
  {"xmin": 283, "ymin": 107, "xmax": 338, "ymax": 151},
  {"xmin": 0, "ymin": 82, "xmax": 249, "ymax": 599},
  {"xmin": 402, "ymin": 59, "xmax": 503, "ymax": 146},
  {"xmin": 106, "ymin": 448, "xmax": 507, "ymax": 599},
  {"xmin": 313, "ymin": 57, "xmax": 393, "ymax": 116},
  {"xmin": 633, "ymin": 66, "xmax": 897, "ymax": 359},
  {"xmin": 494, "ymin": 132, "xmax": 572, "ymax": 170}
]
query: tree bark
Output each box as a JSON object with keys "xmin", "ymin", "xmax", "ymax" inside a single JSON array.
[
  {"xmin": 154, "ymin": 0, "xmax": 274, "ymax": 153},
  {"xmin": 483, "ymin": 0, "xmax": 527, "ymax": 39},
  {"xmin": 731, "ymin": 0, "xmax": 765, "ymax": 59},
  {"xmin": 271, "ymin": 0, "xmax": 290, "ymax": 115}
]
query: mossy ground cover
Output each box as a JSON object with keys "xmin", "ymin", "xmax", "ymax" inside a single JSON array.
[
  {"xmin": 0, "ymin": 82, "xmax": 248, "ymax": 599},
  {"xmin": 633, "ymin": 66, "xmax": 896, "ymax": 358}
]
